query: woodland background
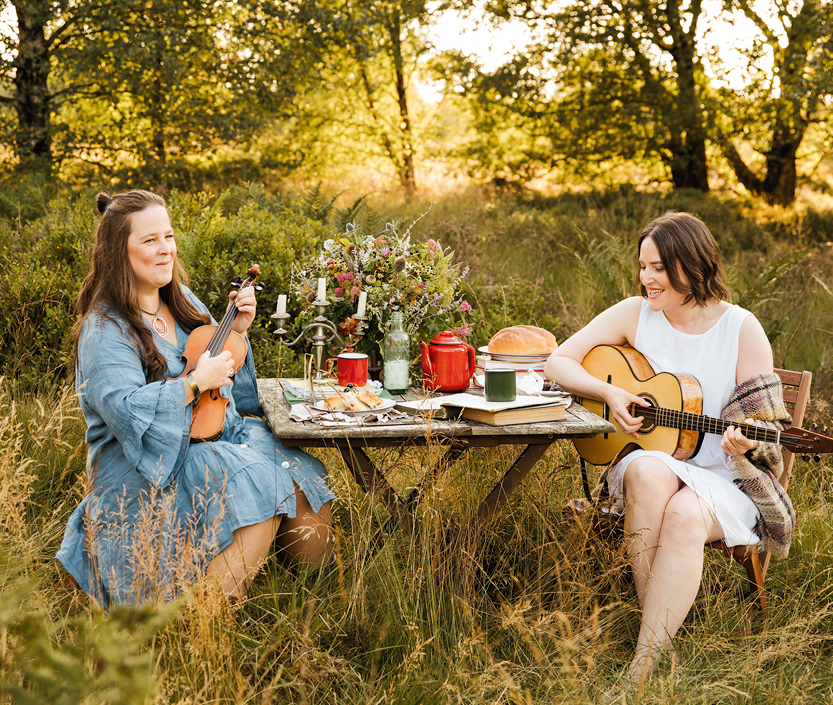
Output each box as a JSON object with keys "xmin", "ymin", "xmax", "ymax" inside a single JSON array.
[{"xmin": 1, "ymin": 0, "xmax": 833, "ymax": 703}]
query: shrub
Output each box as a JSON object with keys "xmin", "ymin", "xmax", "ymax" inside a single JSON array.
[{"xmin": 0, "ymin": 193, "xmax": 332, "ymax": 393}]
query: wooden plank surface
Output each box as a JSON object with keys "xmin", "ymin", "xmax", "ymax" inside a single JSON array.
[{"xmin": 257, "ymin": 378, "xmax": 615, "ymax": 446}]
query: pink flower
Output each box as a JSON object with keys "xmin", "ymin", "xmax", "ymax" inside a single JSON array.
[
  {"xmin": 459, "ymin": 300, "xmax": 472, "ymax": 312},
  {"xmin": 454, "ymin": 323, "xmax": 472, "ymax": 339},
  {"xmin": 350, "ymin": 286, "xmax": 360, "ymax": 299},
  {"xmin": 334, "ymin": 287, "xmax": 344, "ymax": 297},
  {"xmin": 381, "ymin": 248, "xmax": 391, "ymax": 257},
  {"xmin": 428, "ymin": 239, "xmax": 440, "ymax": 252}
]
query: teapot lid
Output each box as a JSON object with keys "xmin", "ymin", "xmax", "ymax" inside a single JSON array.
[{"xmin": 428, "ymin": 330, "xmax": 464, "ymax": 346}]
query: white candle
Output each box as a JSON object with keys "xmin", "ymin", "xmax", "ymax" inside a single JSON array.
[
  {"xmin": 356, "ymin": 291, "xmax": 367, "ymax": 317},
  {"xmin": 317, "ymin": 278, "xmax": 326, "ymax": 302},
  {"xmin": 276, "ymin": 294, "xmax": 286, "ymax": 316}
]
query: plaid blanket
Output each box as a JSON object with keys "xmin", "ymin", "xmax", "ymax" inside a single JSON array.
[{"xmin": 722, "ymin": 373, "xmax": 795, "ymax": 558}]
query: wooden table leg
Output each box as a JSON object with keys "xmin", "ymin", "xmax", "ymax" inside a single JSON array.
[
  {"xmin": 471, "ymin": 442, "xmax": 553, "ymax": 526},
  {"xmin": 403, "ymin": 442, "xmax": 468, "ymax": 509},
  {"xmin": 336, "ymin": 443, "xmax": 414, "ymax": 532}
]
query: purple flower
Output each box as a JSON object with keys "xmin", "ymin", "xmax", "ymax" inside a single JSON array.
[{"xmin": 459, "ymin": 300, "xmax": 472, "ymax": 312}]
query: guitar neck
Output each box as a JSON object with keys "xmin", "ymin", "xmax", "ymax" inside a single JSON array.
[{"xmin": 631, "ymin": 404, "xmax": 781, "ymax": 445}]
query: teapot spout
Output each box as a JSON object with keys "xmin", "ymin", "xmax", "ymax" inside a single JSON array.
[{"xmin": 419, "ymin": 340, "xmax": 434, "ymax": 387}]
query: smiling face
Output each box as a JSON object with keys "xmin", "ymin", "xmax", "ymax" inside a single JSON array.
[
  {"xmin": 638, "ymin": 236, "xmax": 690, "ymax": 311},
  {"xmin": 126, "ymin": 205, "xmax": 177, "ymax": 298}
]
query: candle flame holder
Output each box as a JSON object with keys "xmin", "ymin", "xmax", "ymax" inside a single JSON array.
[{"xmin": 272, "ymin": 297, "xmax": 368, "ymax": 383}]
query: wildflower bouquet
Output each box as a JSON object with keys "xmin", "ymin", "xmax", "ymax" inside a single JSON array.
[{"xmin": 291, "ymin": 220, "xmax": 471, "ymax": 355}]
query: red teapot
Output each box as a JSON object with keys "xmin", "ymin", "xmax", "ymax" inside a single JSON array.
[{"xmin": 419, "ymin": 331, "xmax": 476, "ymax": 392}]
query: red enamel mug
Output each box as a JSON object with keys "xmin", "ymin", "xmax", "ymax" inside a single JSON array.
[{"xmin": 325, "ymin": 352, "xmax": 369, "ymax": 387}]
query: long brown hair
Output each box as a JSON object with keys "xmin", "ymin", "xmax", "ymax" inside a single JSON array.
[
  {"xmin": 634, "ymin": 211, "xmax": 730, "ymax": 306},
  {"xmin": 73, "ymin": 190, "xmax": 210, "ymax": 382}
]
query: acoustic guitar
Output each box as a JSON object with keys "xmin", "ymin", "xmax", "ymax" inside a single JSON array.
[{"xmin": 573, "ymin": 344, "xmax": 833, "ymax": 466}]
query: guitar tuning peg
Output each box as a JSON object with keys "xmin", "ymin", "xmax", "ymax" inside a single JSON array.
[
  {"xmin": 824, "ymin": 426, "xmax": 829, "ymax": 434},
  {"xmin": 253, "ymin": 282, "xmax": 264, "ymax": 291},
  {"xmin": 802, "ymin": 455, "xmax": 810, "ymax": 462},
  {"xmin": 814, "ymin": 455, "xmax": 822, "ymax": 463},
  {"xmin": 811, "ymin": 423, "xmax": 818, "ymax": 431}
]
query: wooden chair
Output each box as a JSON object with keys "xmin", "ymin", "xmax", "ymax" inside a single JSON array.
[{"xmin": 708, "ymin": 367, "xmax": 813, "ymax": 610}]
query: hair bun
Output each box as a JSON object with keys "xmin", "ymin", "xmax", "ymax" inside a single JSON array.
[{"xmin": 96, "ymin": 192, "xmax": 113, "ymax": 214}]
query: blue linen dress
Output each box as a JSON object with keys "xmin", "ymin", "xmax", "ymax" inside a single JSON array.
[{"xmin": 57, "ymin": 286, "xmax": 335, "ymax": 609}]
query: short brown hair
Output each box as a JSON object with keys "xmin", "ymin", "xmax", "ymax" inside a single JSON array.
[{"xmin": 635, "ymin": 212, "xmax": 730, "ymax": 306}]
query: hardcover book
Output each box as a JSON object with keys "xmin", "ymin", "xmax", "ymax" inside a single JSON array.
[{"xmin": 396, "ymin": 392, "xmax": 570, "ymax": 426}]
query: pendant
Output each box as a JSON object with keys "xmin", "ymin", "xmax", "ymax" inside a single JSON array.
[{"xmin": 152, "ymin": 316, "xmax": 169, "ymax": 337}]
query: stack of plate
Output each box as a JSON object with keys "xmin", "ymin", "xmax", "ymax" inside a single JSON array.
[{"xmin": 476, "ymin": 346, "xmax": 549, "ymax": 373}]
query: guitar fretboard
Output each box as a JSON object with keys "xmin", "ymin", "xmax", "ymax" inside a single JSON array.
[{"xmin": 629, "ymin": 404, "xmax": 781, "ymax": 445}]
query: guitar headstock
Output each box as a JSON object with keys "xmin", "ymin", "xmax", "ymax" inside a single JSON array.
[{"xmin": 781, "ymin": 425, "xmax": 833, "ymax": 459}]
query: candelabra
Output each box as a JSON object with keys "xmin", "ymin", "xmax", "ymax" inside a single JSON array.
[{"xmin": 272, "ymin": 297, "xmax": 368, "ymax": 382}]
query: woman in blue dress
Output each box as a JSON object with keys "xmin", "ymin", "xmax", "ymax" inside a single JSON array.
[{"xmin": 58, "ymin": 190, "xmax": 335, "ymax": 608}]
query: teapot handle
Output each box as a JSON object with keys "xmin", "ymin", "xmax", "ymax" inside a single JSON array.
[{"xmin": 465, "ymin": 342, "xmax": 476, "ymax": 375}]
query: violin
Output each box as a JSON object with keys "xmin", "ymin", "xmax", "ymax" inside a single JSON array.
[{"xmin": 176, "ymin": 264, "xmax": 262, "ymax": 442}]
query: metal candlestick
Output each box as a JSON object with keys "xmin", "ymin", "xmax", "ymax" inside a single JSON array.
[{"xmin": 272, "ymin": 298, "xmax": 368, "ymax": 382}]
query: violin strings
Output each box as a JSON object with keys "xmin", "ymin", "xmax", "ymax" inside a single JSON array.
[{"xmin": 206, "ymin": 285, "xmax": 245, "ymax": 358}]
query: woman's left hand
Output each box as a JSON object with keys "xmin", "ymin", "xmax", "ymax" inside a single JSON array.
[
  {"xmin": 722, "ymin": 418, "xmax": 759, "ymax": 456},
  {"xmin": 230, "ymin": 285, "xmax": 257, "ymax": 334}
]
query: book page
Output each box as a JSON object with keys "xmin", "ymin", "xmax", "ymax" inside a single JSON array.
[{"xmin": 398, "ymin": 392, "xmax": 570, "ymax": 414}]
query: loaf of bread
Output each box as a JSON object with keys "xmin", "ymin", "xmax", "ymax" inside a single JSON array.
[{"xmin": 488, "ymin": 325, "xmax": 557, "ymax": 355}]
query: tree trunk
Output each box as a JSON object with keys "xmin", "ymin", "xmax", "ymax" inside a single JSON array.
[
  {"xmin": 722, "ymin": 132, "xmax": 802, "ymax": 206},
  {"xmin": 11, "ymin": 0, "xmax": 52, "ymax": 169},
  {"xmin": 666, "ymin": 3, "xmax": 708, "ymax": 192},
  {"xmin": 668, "ymin": 132, "xmax": 709, "ymax": 191},
  {"xmin": 387, "ymin": 10, "xmax": 416, "ymax": 196}
]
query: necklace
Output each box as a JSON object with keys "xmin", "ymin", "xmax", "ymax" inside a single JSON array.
[{"xmin": 139, "ymin": 300, "xmax": 170, "ymax": 338}]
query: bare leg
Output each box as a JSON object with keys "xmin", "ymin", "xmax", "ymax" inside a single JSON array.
[
  {"xmin": 207, "ymin": 516, "xmax": 281, "ymax": 598},
  {"xmin": 628, "ymin": 486, "xmax": 723, "ymax": 681},
  {"xmin": 274, "ymin": 482, "xmax": 333, "ymax": 567},
  {"xmin": 622, "ymin": 457, "xmax": 682, "ymax": 607}
]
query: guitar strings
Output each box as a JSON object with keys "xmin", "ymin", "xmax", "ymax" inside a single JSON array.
[{"xmin": 630, "ymin": 404, "xmax": 778, "ymax": 444}]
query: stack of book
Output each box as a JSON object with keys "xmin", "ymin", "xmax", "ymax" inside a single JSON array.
[{"xmin": 396, "ymin": 392, "xmax": 570, "ymax": 426}]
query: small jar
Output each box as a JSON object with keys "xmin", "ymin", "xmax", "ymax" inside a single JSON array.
[{"xmin": 383, "ymin": 311, "xmax": 410, "ymax": 394}]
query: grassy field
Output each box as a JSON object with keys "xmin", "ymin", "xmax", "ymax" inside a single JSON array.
[{"xmin": 1, "ymin": 185, "xmax": 832, "ymax": 703}]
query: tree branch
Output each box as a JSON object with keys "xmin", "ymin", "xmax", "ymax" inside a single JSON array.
[
  {"xmin": 734, "ymin": 0, "xmax": 779, "ymax": 46},
  {"xmin": 721, "ymin": 139, "xmax": 765, "ymax": 195}
]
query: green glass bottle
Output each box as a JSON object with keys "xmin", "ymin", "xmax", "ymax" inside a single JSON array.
[{"xmin": 383, "ymin": 311, "xmax": 410, "ymax": 394}]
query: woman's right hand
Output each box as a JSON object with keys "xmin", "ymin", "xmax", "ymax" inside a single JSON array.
[
  {"xmin": 603, "ymin": 385, "xmax": 650, "ymax": 438},
  {"xmin": 191, "ymin": 350, "xmax": 235, "ymax": 393}
]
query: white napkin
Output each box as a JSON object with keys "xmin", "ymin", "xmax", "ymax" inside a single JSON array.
[
  {"xmin": 516, "ymin": 370, "xmax": 545, "ymax": 394},
  {"xmin": 289, "ymin": 403, "xmax": 418, "ymax": 427}
]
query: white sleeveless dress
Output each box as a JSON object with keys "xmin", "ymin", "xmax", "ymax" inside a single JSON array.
[{"xmin": 606, "ymin": 300, "xmax": 761, "ymax": 547}]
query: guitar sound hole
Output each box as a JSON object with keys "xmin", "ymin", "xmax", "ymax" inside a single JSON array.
[{"xmin": 637, "ymin": 394, "xmax": 657, "ymax": 433}]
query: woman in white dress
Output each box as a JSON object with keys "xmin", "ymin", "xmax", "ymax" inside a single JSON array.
[{"xmin": 544, "ymin": 212, "xmax": 775, "ymax": 683}]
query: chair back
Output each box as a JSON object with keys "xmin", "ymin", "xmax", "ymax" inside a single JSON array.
[{"xmin": 773, "ymin": 368, "xmax": 813, "ymax": 492}]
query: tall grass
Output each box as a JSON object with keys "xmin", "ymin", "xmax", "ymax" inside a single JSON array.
[{"xmin": 1, "ymin": 187, "xmax": 832, "ymax": 703}]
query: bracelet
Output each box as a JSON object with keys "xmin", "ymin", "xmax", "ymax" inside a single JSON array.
[{"xmin": 185, "ymin": 373, "xmax": 200, "ymax": 399}]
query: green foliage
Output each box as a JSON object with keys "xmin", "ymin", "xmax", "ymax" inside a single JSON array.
[
  {"xmin": 0, "ymin": 197, "xmax": 97, "ymax": 390},
  {"xmin": 566, "ymin": 226, "xmax": 638, "ymax": 318},
  {"xmin": 0, "ymin": 571, "xmax": 176, "ymax": 704}
]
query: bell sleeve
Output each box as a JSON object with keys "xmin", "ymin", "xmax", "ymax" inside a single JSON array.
[{"xmin": 77, "ymin": 316, "xmax": 190, "ymax": 488}]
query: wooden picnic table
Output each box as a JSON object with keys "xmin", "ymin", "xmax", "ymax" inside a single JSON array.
[{"xmin": 257, "ymin": 378, "xmax": 615, "ymax": 540}]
